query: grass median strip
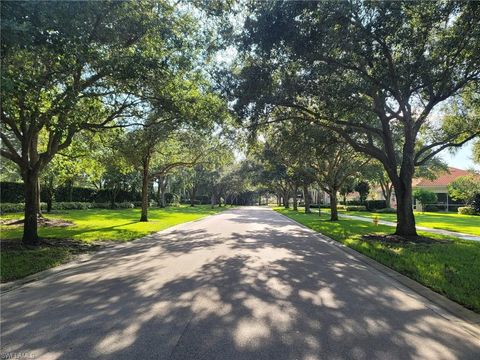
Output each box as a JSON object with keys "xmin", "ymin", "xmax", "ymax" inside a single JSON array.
[
  {"xmin": 275, "ymin": 207, "xmax": 480, "ymax": 313},
  {"xmin": 1, "ymin": 205, "xmax": 228, "ymax": 282}
]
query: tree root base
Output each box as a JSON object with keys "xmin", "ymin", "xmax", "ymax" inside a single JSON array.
[{"xmin": 362, "ymin": 234, "xmax": 451, "ymax": 245}]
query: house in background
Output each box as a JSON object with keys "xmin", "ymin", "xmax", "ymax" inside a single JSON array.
[
  {"xmin": 365, "ymin": 167, "xmax": 474, "ymax": 211},
  {"xmin": 307, "ymin": 167, "xmax": 475, "ymax": 211},
  {"xmin": 408, "ymin": 167, "xmax": 472, "ymax": 212}
]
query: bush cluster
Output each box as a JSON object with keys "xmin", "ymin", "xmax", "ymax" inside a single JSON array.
[
  {"xmin": 0, "ymin": 201, "xmax": 143, "ymax": 214},
  {"xmin": 341, "ymin": 200, "xmax": 387, "ymax": 210},
  {"xmin": 310, "ymin": 204, "xmax": 332, "ymax": 209},
  {"xmin": 458, "ymin": 206, "xmax": 478, "ymax": 216},
  {"xmin": 375, "ymin": 207, "xmax": 397, "ymax": 214},
  {"xmin": 0, "ymin": 182, "xmax": 142, "ymax": 204},
  {"xmin": 344, "ymin": 205, "xmax": 367, "ymax": 211}
]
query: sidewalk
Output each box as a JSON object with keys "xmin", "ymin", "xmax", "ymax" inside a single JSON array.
[{"xmin": 338, "ymin": 213, "xmax": 480, "ymax": 242}]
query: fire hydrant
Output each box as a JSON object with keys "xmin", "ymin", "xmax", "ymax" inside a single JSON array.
[{"xmin": 373, "ymin": 216, "xmax": 379, "ymax": 226}]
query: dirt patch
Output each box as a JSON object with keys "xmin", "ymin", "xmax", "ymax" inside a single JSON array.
[
  {"xmin": 1, "ymin": 217, "xmax": 74, "ymax": 227},
  {"xmin": 362, "ymin": 234, "xmax": 451, "ymax": 245}
]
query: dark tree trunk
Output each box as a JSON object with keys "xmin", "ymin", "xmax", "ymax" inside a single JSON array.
[
  {"xmin": 23, "ymin": 170, "xmax": 40, "ymax": 246},
  {"xmin": 329, "ymin": 189, "xmax": 338, "ymax": 221},
  {"xmin": 110, "ymin": 187, "xmax": 118, "ymax": 209},
  {"xmin": 157, "ymin": 177, "xmax": 167, "ymax": 208},
  {"xmin": 293, "ymin": 184, "xmax": 298, "ymax": 211},
  {"xmin": 283, "ymin": 190, "xmax": 289, "ymax": 209},
  {"xmin": 393, "ymin": 179, "xmax": 417, "ymax": 236},
  {"xmin": 140, "ymin": 157, "xmax": 150, "ymax": 222},
  {"xmin": 36, "ymin": 179, "xmax": 43, "ymax": 217},
  {"xmin": 276, "ymin": 194, "xmax": 281, "ymax": 206},
  {"xmin": 189, "ymin": 187, "xmax": 197, "ymax": 207},
  {"xmin": 68, "ymin": 181, "xmax": 73, "ymax": 202},
  {"xmin": 211, "ymin": 193, "xmax": 216, "ymax": 209},
  {"xmin": 45, "ymin": 178, "xmax": 54, "ymax": 213},
  {"xmin": 384, "ymin": 184, "xmax": 393, "ymax": 208},
  {"xmin": 46, "ymin": 198, "xmax": 53, "ymax": 213},
  {"xmin": 303, "ymin": 184, "xmax": 311, "ymax": 214},
  {"xmin": 160, "ymin": 190, "xmax": 166, "ymax": 208},
  {"xmin": 156, "ymin": 179, "xmax": 162, "ymax": 207}
]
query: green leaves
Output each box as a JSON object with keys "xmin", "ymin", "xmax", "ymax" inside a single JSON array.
[{"xmin": 448, "ymin": 174, "xmax": 480, "ymax": 205}]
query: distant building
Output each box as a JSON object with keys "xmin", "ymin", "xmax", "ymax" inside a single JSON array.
[
  {"xmin": 370, "ymin": 167, "xmax": 473, "ymax": 211},
  {"xmin": 409, "ymin": 167, "xmax": 473, "ymax": 211},
  {"xmin": 312, "ymin": 167, "xmax": 476, "ymax": 211}
]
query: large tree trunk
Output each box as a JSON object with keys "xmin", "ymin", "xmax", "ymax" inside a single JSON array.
[
  {"xmin": 140, "ymin": 157, "xmax": 150, "ymax": 222},
  {"xmin": 110, "ymin": 186, "xmax": 119, "ymax": 209},
  {"xmin": 189, "ymin": 187, "xmax": 197, "ymax": 207},
  {"xmin": 283, "ymin": 189, "xmax": 290, "ymax": 209},
  {"xmin": 385, "ymin": 184, "xmax": 393, "ymax": 208},
  {"xmin": 329, "ymin": 189, "xmax": 338, "ymax": 221},
  {"xmin": 23, "ymin": 170, "xmax": 40, "ymax": 246},
  {"xmin": 303, "ymin": 184, "xmax": 311, "ymax": 214},
  {"xmin": 157, "ymin": 177, "xmax": 167, "ymax": 208},
  {"xmin": 293, "ymin": 184, "xmax": 298, "ymax": 211},
  {"xmin": 393, "ymin": 179, "xmax": 417, "ymax": 236}
]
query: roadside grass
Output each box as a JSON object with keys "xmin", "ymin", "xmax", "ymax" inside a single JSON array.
[
  {"xmin": 0, "ymin": 205, "xmax": 228, "ymax": 282},
  {"xmin": 275, "ymin": 207, "xmax": 480, "ymax": 313},
  {"xmin": 341, "ymin": 210, "xmax": 480, "ymax": 236}
]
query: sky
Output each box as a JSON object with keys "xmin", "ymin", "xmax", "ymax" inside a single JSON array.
[{"xmin": 439, "ymin": 141, "xmax": 479, "ymax": 171}]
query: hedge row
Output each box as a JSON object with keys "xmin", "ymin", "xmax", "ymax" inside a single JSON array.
[
  {"xmin": 341, "ymin": 200, "xmax": 387, "ymax": 210},
  {"xmin": 337, "ymin": 205, "xmax": 367, "ymax": 211},
  {"xmin": 1, "ymin": 182, "xmax": 142, "ymax": 203},
  {"xmin": 0, "ymin": 202, "xmax": 145, "ymax": 214}
]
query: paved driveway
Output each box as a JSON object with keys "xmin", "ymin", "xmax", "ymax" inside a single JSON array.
[{"xmin": 1, "ymin": 207, "xmax": 479, "ymax": 360}]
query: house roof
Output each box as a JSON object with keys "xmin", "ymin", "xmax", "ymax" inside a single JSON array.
[{"xmin": 412, "ymin": 167, "xmax": 473, "ymax": 188}]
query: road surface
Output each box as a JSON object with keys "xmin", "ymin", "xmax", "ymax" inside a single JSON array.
[{"xmin": 1, "ymin": 207, "xmax": 479, "ymax": 360}]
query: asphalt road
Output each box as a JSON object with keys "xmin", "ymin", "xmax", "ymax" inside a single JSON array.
[{"xmin": 1, "ymin": 207, "xmax": 479, "ymax": 360}]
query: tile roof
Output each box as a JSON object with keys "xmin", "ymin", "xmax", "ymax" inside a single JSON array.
[{"xmin": 412, "ymin": 167, "xmax": 475, "ymax": 187}]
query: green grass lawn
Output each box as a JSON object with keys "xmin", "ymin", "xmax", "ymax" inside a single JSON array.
[
  {"xmin": 275, "ymin": 208, "xmax": 480, "ymax": 313},
  {"xmin": 341, "ymin": 210, "xmax": 480, "ymax": 236},
  {"xmin": 0, "ymin": 205, "xmax": 227, "ymax": 282}
]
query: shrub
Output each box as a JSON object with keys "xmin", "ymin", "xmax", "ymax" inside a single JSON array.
[
  {"xmin": 458, "ymin": 206, "xmax": 478, "ymax": 215},
  {"xmin": 195, "ymin": 195, "xmax": 211, "ymax": 205},
  {"xmin": 51, "ymin": 202, "xmax": 92, "ymax": 210},
  {"xmin": 0, "ymin": 201, "xmax": 144, "ymax": 214},
  {"xmin": 0, "ymin": 202, "xmax": 25, "ymax": 214},
  {"xmin": 472, "ymin": 193, "xmax": 480, "ymax": 213},
  {"xmin": 0, "ymin": 182, "xmax": 24, "ymax": 203},
  {"xmin": 165, "ymin": 193, "xmax": 180, "ymax": 205},
  {"xmin": 424, "ymin": 204, "xmax": 439, "ymax": 212},
  {"xmin": 345, "ymin": 205, "xmax": 367, "ymax": 211},
  {"xmin": 448, "ymin": 175, "xmax": 480, "ymax": 206},
  {"xmin": 375, "ymin": 207, "xmax": 397, "ymax": 213},
  {"xmin": 365, "ymin": 200, "xmax": 387, "ymax": 210}
]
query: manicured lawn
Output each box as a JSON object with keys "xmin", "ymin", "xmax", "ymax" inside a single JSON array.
[
  {"xmin": 342, "ymin": 210, "xmax": 480, "ymax": 236},
  {"xmin": 1, "ymin": 205, "xmax": 227, "ymax": 282},
  {"xmin": 275, "ymin": 208, "xmax": 480, "ymax": 313}
]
